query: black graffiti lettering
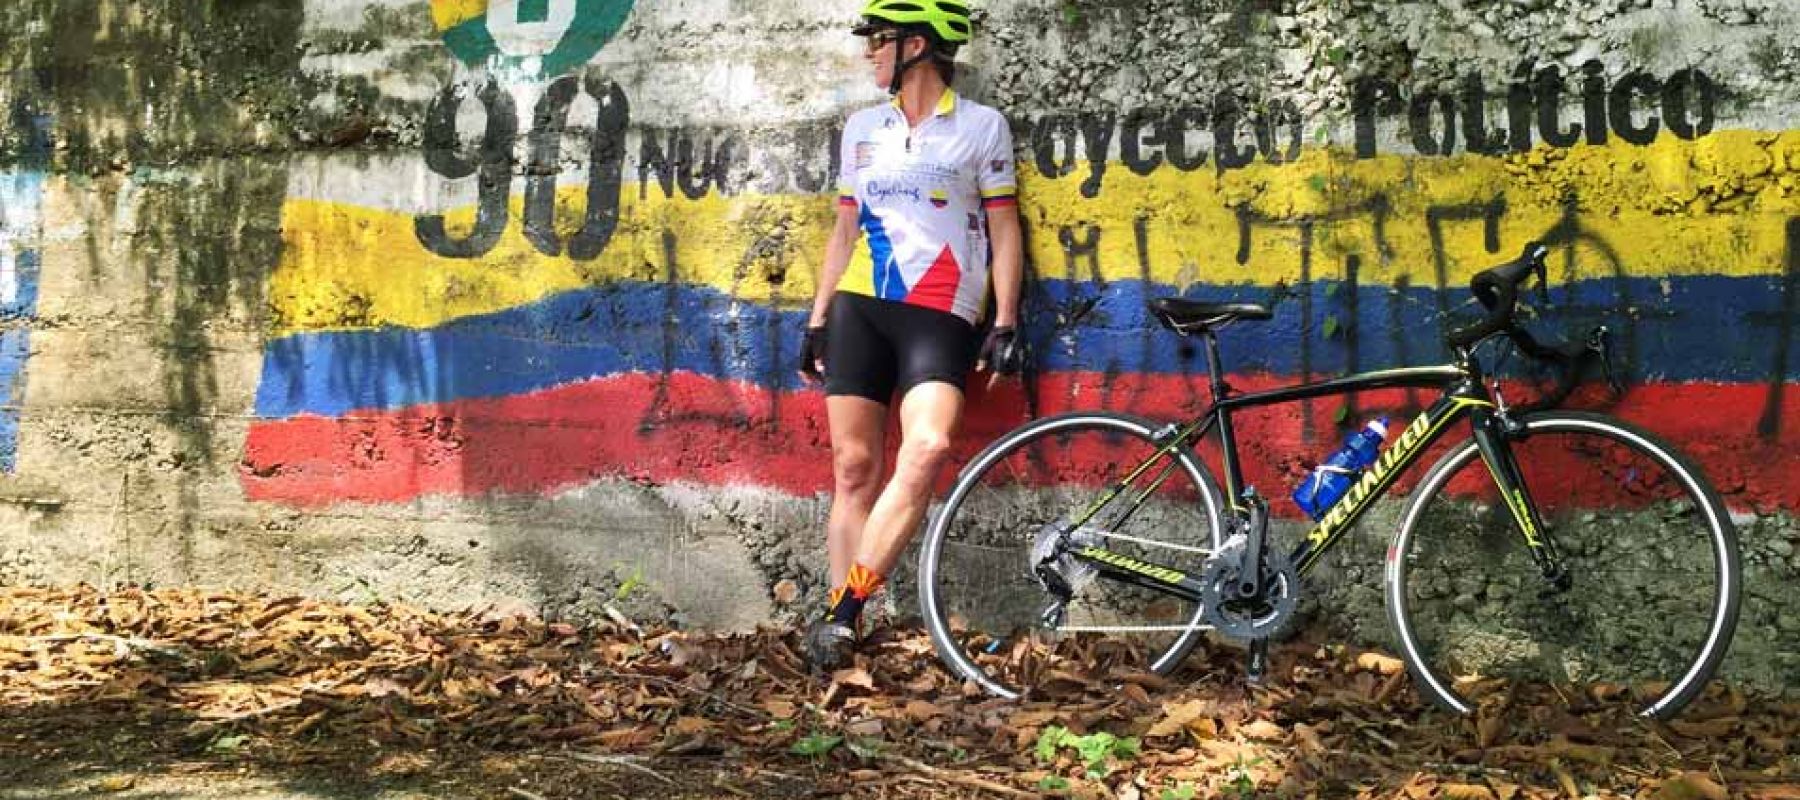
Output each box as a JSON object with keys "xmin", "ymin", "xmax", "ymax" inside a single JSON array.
[
  {"xmin": 1058, "ymin": 224, "xmax": 1103, "ymax": 281},
  {"xmin": 416, "ymin": 80, "xmax": 516, "ymax": 259},
  {"xmin": 792, "ymin": 122, "xmax": 842, "ymax": 194},
  {"xmin": 639, "ymin": 129, "xmax": 676, "ymax": 199},
  {"xmin": 680, "ymin": 132, "xmax": 733, "ymax": 199},
  {"xmin": 1153, "ymin": 106, "xmax": 1210, "ymax": 171},
  {"xmin": 1408, "ymin": 92, "xmax": 1456, "ymax": 157},
  {"xmin": 639, "ymin": 128, "xmax": 733, "ymax": 200},
  {"xmin": 522, "ymin": 76, "xmax": 580, "ymax": 257},
  {"xmin": 1609, "ymin": 72, "xmax": 1662, "ymax": 145},
  {"xmin": 1079, "ymin": 112, "xmax": 1116, "ymax": 198},
  {"xmin": 1581, "ymin": 60, "xmax": 1609, "ymax": 146},
  {"xmin": 1032, "ymin": 114, "xmax": 1080, "ymax": 179},
  {"xmin": 1354, "ymin": 77, "xmax": 1403, "ymax": 159},
  {"xmin": 1346, "ymin": 62, "xmax": 1718, "ymax": 158},
  {"xmin": 1460, "ymin": 73, "xmax": 1511, "ymax": 156},
  {"xmin": 1535, "ymin": 65, "xmax": 1582, "ymax": 147},
  {"xmin": 1507, "ymin": 63, "xmax": 1535, "ymax": 153},
  {"xmin": 1255, "ymin": 100, "xmax": 1303, "ymax": 165},
  {"xmin": 567, "ymin": 79, "xmax": 629, "ymax": 261},
  {"xmin": 1212, "ymin": 95, "xmax": 1255, "ymax": 171},
  {"xmin": 1662, "ymin": 68, "xmax": 1716, "ymax": 140},
  {"xmin": 1756, "ymin": 218, "xmax": 1799, "ymax": 438},
  {"xmin": 1120, "ymin": 107, "xmax": 1164, "ymax": 175}
]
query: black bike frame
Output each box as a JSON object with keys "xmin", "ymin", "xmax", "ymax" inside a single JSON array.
[{"xmin": 1062, "ymin": 331, "xmax": 1562, "ymax": 600}]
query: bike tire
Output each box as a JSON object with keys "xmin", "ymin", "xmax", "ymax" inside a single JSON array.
[
  {"xmin": 918, "ymin": 412, "xmax": 1227, "ymax": 699},
  {"xmin": 1385, "ymin": 411, "xmax": 1740, "ymax": 720}
]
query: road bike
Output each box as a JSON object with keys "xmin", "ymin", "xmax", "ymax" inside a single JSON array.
[{"xmin": 917, "ymin": 242, "xmax": 1741, "ymax": 720}]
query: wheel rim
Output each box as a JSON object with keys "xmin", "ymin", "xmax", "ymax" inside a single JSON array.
[
  {"xmin": 1387, "ymin": 415, "xmax": 1737, "ymax": 719},
  {"xmin": 920, "ymin": 415, "xmax": 1224, "ymax": 699}
]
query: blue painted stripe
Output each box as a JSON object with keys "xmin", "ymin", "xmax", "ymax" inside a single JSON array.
[
  {"xmin": 0, "ymin": 169, "xmax": 44, "ymax": 473},
  {"xmin": 251, "ymin": 274, "xmax": 1799, "ymax": 419}
]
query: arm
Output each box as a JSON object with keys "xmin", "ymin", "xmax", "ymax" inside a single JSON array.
[
  {"xmin": 985, "ymin": 202, "xmax": 1022, "ymax": 328},
  {"xmin": 811, "ymin": 202, "xmax": 862, "ymax": 327}
]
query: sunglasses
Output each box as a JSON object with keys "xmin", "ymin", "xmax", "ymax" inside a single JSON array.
[{"xmin": 863, "ymin": 32, "xmax": 906, "ymax": 54}]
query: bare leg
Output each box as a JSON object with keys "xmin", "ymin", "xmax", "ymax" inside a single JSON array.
[
  {"xmin": 825, "ymin": 395, "xmax": 888, "ymax": 587},
  {"xmin": 853, "ymin": 381, "xmax": 965, "ymax": 576}
]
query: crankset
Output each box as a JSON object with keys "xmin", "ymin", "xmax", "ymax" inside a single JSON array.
[
  {"xmin": 1200, "ymin": 535, "xmax": 1301, "ymax": 641},
  {"xmin": 1200, "ymin": 493, "xmax": 1302, "ymax": 644}
]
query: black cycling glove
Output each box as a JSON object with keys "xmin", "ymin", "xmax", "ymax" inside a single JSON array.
[
  {"xmin": 978, "ymin": 325, "xmax": 1025, "ymax": 375},
  {"xmin": 800, "ymin": 325, "xmax": 828, "ymax": 381}
]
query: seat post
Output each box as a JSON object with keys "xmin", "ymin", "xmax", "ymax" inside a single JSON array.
[{"xmin": 1202, "ymin": 331, "xmax": 1231, "ymax": 400}]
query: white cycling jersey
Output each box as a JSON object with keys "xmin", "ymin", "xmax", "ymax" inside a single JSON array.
[{"xmin": 836, "ymin": 89, "xmax": 1017, "ymax": 324}]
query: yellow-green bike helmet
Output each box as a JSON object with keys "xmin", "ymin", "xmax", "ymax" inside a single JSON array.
[{"xmin": 852, "ymin": 0, "xmax": 972, "ymax": 45}]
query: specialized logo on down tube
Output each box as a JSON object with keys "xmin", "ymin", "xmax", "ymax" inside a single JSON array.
[{"xmin": 431, "ymin": 0, "xmax": 635, "ymax": 81}]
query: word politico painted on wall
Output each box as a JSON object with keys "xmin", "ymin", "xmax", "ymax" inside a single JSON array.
[
  {"xmin": 1029, "ymin": 62, "xmax": 1719, "ymax": 197},
  {"xmin": 431, "ymin": 0, "xmax": 636, "ymax": 82}
]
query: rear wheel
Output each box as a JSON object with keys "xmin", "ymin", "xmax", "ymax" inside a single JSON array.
[
  {"xmin": 1386, "ymin": 411, "xmax": 1740, "ymax": 719},
  {"xmin": 918, "ymin": 413, "xmax": 1227, "ymax": 698}
]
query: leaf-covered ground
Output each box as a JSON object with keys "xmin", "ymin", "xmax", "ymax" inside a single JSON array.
[{"xmin": 0, "ymin": 585, "xmax": 1794, "ymax": 799}]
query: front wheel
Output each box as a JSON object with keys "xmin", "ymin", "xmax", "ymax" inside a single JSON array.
[
  {"xmin": 918, "ymin": 412, "xmax": 1227, "ymax": 699},
  {"xmin": 1386, "ymin": 411, "xmax": 1740, "ymax": 720}
]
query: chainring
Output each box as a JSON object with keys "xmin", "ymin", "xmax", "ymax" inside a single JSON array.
[{"xmin": 1200, "ymin": 537, "xmax": 1301, "ymax": 642}]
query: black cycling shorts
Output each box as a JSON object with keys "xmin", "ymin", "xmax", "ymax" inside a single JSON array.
[{"xmin": 824, "ymin": 291, "xmax": 979, "ymax": 403}]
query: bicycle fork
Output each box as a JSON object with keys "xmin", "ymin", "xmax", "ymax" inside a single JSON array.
[{"xmin": 1473, "ymin": 410, "xmax": 1571, "ymax": 594}]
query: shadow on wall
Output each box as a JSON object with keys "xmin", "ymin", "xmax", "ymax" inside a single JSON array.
[{"xmin": 2, "ymin": 0, "xmax": 308, "ymax": 574}]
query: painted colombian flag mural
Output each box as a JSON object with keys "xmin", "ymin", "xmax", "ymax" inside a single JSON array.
[{"xmin": 241, "ymin": 9, "xmax": 1800, "ymax": 515}]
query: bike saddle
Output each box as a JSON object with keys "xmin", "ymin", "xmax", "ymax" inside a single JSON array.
[{"xmin": 1148, "ymin": 297, "xmax": 1273, "ymax": 335}]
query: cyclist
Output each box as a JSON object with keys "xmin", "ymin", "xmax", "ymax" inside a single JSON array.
[{"xmin": 798, "ymin": 0, "xmax": 1025, "ymax": 670}]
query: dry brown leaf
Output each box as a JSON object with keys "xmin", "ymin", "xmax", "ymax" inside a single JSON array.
[
  {"xmin": 772, "ymin": 580, "xmax": 799, "ymax": 605},
  {"xmin": 1477, "ymin": 711, "xmax": 1507, "ymax": 748},
  {"xmin": 1669, "ymin": 718, "xmax": 1739, "ymax": 739},
  {"xmin": 1147, "ymin": 699, "xmax": 1209, "ymax": 738},
  {"xmin": 93, "ymin": 775, "xmax": 137, "ymax": 792},
  {"xmin": 1652, "ymin": 773, "xmax": 1729, "ymax": 800},
  {"xmin": 1240, "ymin": 719, "xmax": 1285, "ymax": 741},
  {"xmin": 844, "ymin": 717, "xmax": 884, "ymax": 737},
  {"xmin": 903, "ymin": 700, "xmax": 944, "ymax": 721},
  {"xmin": 1293, "ymin": 722, "xmax": 1325, "ymax": 755},
  {"xmin": 1355, "ymin": 653, "xmax": 1405, "ymax": 675},
  {"xmin": 1748, "ymin": 786, "xmax": 1800, "ymax": 800},
  {"xmin": 1442, "ymin": 783, "xmax": 1496, "ymax": 800},
  {"xmin": 830, "ymin": 667, "xmax": 875, "ymax": 691}
]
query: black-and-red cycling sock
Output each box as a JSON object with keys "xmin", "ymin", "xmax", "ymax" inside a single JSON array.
[{"xmin": 825, "ymin": 562, "xmax": 885, "ymax": 636}]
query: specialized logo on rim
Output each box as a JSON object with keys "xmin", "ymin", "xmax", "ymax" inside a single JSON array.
[{"xmin": 431, "ymin": 0, "xmax": 635, "ymax": 81}]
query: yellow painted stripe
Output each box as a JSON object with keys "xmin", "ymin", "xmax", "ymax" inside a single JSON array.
[
  {"xmin": 271, "ymin": 189, "xmax": 837, "ymax": 335},
  {"xmin": 430, "ymin": 0, "xmax": 485, "ymax": 32},
  {"xmin": 275, "ymin": 128, "xmax": 1800, "ymax": 334}
]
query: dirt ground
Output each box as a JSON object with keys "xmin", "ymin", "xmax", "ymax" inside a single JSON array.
[{"xmin": 3, "ymin": 585, "xmax": 1796, "ymax": 800}]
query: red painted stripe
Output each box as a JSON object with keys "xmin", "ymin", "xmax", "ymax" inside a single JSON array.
[
  {"xmin": 241, "ymin": 373, "xmax": 1799, "ymax": 513},
  {"xmin": 981, "ymin": 196, "xmax": 1017, "ymax": 208}
]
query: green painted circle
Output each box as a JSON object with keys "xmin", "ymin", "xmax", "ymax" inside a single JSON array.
[{"xmin": 438, "ymin": 0, "xmax": 635, "ymax": 81}]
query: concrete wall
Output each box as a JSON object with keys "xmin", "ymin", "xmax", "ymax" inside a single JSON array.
[{"xmin": 0, "ymin": 0, "xmax": 1795, "ymax": 680}]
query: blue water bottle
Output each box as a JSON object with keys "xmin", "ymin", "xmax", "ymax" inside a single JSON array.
[{"xmin": 1291, "ymin": 418, "xmax": 1389, "ymax": 520}]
